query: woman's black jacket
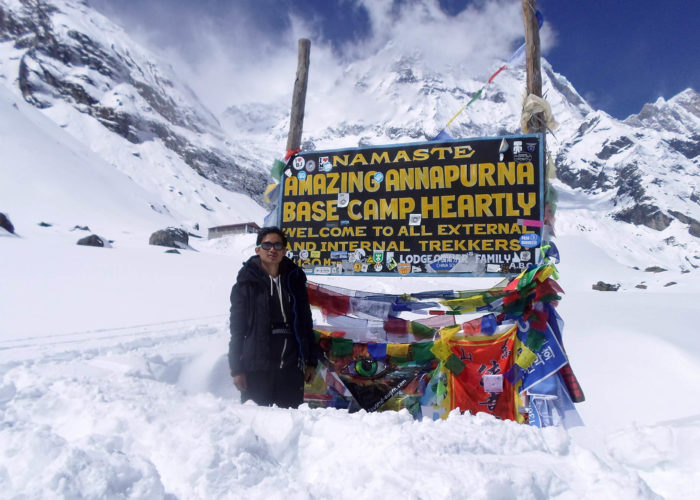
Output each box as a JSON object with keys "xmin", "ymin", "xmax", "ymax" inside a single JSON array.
[{"xmin": 228, "ymin": 255, "xmax": 317, "ymax": 375}]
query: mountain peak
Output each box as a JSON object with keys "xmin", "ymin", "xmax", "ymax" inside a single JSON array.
[{"xmin": 624, "ymin": 87, "xmax": 700, "ymax": 135}]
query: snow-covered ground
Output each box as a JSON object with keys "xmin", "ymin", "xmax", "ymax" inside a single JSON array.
[{"xmin": 2, "ymin": 214, "xmax": 700, "ymax": 498}]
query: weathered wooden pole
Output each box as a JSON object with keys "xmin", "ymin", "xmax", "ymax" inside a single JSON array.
[
  {"xmin": 521, "ymin": 0, "xmax": 544, "ymax": 134},
  {"xmin": 286, "ymin": 38, "xmax": 311, "ymax": 153},
  {"xmin": 522, "ymin": 2, "xmax": 585, "ymax": 404}
]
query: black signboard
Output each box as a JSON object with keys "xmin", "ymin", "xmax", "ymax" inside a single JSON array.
[{"xmin": 278, "ymin": 134, "xmax": 544, "ymax": 276}]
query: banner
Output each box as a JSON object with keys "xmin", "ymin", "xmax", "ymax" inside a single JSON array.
[
  {"xmin": 448, "ymin": 327, "xmax": 518, "ymax": 421},
  {"xmin": 279, "ymin": 134, "xmax": 544, "ymax": 276}
]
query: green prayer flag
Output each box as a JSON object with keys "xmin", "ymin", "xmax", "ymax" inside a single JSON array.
[
  {"xmin": 518, "ymin": 267, "xmax": 540, "ymax": 291},
  {"xmin": 412, "ymin": 342, "xmax": 435, "ymax": 363},
  {"xmin": 270, "ymin": 159, "xmax": 285, "ymax": 181},
  {"xmin": 444, "ymin": 354, "xmax": 465, "ymax": 375},
  {"xmin": 410, "ymin": 322, "xmax": 435, "ymax": 338},
  {"xmin": 504, "ymin": 300, "xmax": 527, "ymax": 316},
  {"xmin": 331, "ymin": 338, "xmax": 354, "ymax": 357},
  {"xmin": 436, "ymin": 380, "xmax": 447, "ymax": 398},
  {"xmin": 540, "ymin": 293, "xmax": 562, "ymax": 303},
  {"xmin": 525, "ymin": 330, "xmax": 546, "ymax": 352}
]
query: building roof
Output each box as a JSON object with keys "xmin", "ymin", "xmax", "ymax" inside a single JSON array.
[{"xmin": 208, "ymin": 222, "xmax": 260, "ymax": 231}]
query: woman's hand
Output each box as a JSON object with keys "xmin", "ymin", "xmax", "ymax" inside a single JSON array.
[
  {"xmin": 304, "ymin": 365, "xmax": 316, "ymax": 384},
  {"xmin": 233, "ymin": 373, "xmax": 247, "ymax": 392}
]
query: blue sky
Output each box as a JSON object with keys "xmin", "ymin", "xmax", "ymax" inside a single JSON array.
[
  {"xmin": 91, "ymin": 0, "xmax": 698, "ymax": 120},
  {"xmin": 536, "ymin": 0, "xmax": 698, "ymax": 118}
]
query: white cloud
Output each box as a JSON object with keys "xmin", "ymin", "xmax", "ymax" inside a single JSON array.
[{"xmin": 92, "ymin": 1, "xmax": 536, "ymax": 117}]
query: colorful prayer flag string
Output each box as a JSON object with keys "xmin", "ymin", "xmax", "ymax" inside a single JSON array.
[{"xmin": 433, "ymin": 10, "xmax": 544, "ymax": 140}]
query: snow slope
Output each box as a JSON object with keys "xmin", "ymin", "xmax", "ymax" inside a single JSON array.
[{"xmin": 2, "ymin": 222, "xmax": 700, "ymax": 498}]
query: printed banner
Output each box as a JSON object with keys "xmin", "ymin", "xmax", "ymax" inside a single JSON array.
[
  {"xmin": 448, "ymin": 327, "xmax": 518, "ymax": 420},
  {"xmin": 279, "ymin": 135, "xmax": 544, "ymax": 276},
  {"xmin": 519, "ymin": 325, "xmax": 568, "ymax": 393},
  {"xmin": 310, "ymin": 338, "xmax": 437, "ymax": 417}
]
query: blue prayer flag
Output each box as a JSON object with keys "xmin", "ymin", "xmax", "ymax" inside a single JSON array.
[{"xmin": 520, "ymin": 325, "xmax": 568, "ymax": 393}]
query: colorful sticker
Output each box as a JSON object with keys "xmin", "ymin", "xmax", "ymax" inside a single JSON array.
[
  {"xmin": 293, "ymin": 157, "xmax": 305, "ymax": 170},
  {"xmin": 483, "ymin": 374, "xmax": 504, "ymax": 393},
  {"xmin": 431, "ymin": 258, "xmax": 457, "ymax": 272},
  {"xmin": 520, "ymin": 233, "xmax": 540, "ymax": 248}
]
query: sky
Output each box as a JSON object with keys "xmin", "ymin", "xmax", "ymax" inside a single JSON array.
[{"xmin": 88, "ymin": 0, "xmax": 699, "ymax": 120}]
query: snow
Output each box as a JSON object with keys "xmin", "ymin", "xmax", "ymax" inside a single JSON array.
[
  {"xmin": 5, "ymin": 218, "xmax": 700, "ymax": 499},
  {"xmin": 3, "ymin": 102, "xmax": 700, "ymax": 499}
]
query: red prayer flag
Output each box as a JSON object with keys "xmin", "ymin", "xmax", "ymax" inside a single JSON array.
[{"xmin": 448, "ymin": 327, "xmax": 518, "ymax": 421}]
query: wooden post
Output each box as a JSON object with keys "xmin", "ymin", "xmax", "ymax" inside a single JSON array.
[
  {"xmin": 521, "ymin": 0, "xmax": 544, "ymax": 133},
  {"xmin": 286, "ymin": 38, "xmax": 311, "ymax": 153}
]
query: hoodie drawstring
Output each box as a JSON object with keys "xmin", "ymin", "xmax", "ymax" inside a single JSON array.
[
  {"xmin": 270, "ymin": 275, "xmax": 289, "ymax": 368},
  {"xmin": 270, "ymin": 275, "xmax": 288, "ymax": 324}
]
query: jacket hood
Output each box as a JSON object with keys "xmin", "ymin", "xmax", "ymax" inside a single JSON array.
[{"xmin": 236, "ymin": 255, "xmax": 300, "ymax": 284}]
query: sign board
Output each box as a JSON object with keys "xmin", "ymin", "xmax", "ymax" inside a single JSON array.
[{"xmin": 278, "ymin": 134, "xmax": 544, "ymax": 276}]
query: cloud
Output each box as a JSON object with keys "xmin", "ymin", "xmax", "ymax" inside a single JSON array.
[{"xmin": 90, "ymin": 0, "xmax": 531, "ymax": 116}]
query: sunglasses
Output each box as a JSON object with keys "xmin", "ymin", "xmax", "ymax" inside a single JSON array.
[{"xmin": 257, "ymin": 241, "xmax": 285, "ymax": 250}]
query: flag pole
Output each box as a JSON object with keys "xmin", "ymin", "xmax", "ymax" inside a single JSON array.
[
  {"xmin": 286, "ymin": 38, "xmax": 311, "ymax": 154},
  {"xmin": 521, "ymin": 0, "xmax": 544, "ymax": 135}
]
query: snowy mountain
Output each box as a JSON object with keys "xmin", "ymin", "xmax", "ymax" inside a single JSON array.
[
  {"xmin": 223, "ymin": 47, "xmax": 700, "ymax": 271},
  {"xmin": 0, "ymin": 0, "xmax": 270, "ymax": 235},
  {"xmin": 1, "ymin": 0, "xmax": 698, "ymax": 270}
]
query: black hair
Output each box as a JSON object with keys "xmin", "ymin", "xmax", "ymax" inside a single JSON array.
[{"xmin": 256, "ymin": 226, "xmax": 288, "ymax": 247}]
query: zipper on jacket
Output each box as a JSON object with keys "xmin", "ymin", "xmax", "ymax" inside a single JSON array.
[{"xmin": 280, "ymin": 338, "xmax": 288, "ymax": 369}]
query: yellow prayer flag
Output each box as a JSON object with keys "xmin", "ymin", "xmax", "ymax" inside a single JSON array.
[
  {"xmin": 386, "ymin": 343, "xmax": 410, "ymax": 358},
  {"xmin": 516, "ymin": 345, "xmax": 537, "ymax": 369},
  {"xmin": 430, "ymin": 340, "xmax": 452, "ymax": 361},
  {"xmin": 440, "ymin": 325, "xmax": 461, "ymax": 340},
  {"xmin": 537, "ymin": 265, "xmax": 554, "ymax": 282},
  {"xmin": 514, "ymin": 381, "xmax": 526, "ymax": 424},
  {"xmin": 440, "ymin": 295, "xmax": 486, "ymax": 311}
]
